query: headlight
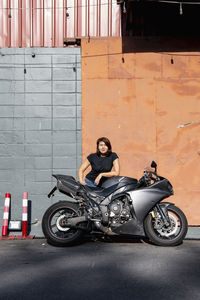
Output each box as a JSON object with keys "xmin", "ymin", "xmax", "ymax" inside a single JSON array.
[{"xmin": 167, "ymin": 183, "xmax": 174, "ymax": 194}]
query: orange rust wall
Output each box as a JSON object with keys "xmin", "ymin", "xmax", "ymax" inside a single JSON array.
[{"xmin": 81, "ymin": 38, "xmax": 200, "ymax": 225}]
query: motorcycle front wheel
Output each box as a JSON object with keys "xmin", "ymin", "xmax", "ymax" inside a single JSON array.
[
  {"xmin": 144, "ymin": 205, "xmax": 188, "ymax": 246},
  {"xmin": 42, "ymin": 201, "xmax": 84, "ymax": 246}
]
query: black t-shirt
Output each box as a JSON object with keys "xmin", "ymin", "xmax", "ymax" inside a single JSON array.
[{"xmin": 86, "ymin": 152, "xmax": 119, "ymax": 184}]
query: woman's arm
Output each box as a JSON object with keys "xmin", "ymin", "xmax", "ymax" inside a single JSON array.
[
  {"xmin": 78, "ymin": 159, "xmax": 91, "ymax": 185},
  {"xmin": 94, "ymin": 158, "xmax": 120, "ymax": 185}
]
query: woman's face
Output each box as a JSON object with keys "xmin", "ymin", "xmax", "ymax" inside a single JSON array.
[{"xmin": 98, "ymin": 141, "xmax": 108, "ymax": 155}]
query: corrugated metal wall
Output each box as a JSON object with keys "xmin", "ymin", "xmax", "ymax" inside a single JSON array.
[{"xmin": 0, "ymin": 0, "xmax": 121, "ymax": 47}]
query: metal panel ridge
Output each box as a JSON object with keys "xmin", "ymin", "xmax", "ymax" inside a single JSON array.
[{"xmin": 0, "ymin": 0, "xmax": 121, "ymax": 47}]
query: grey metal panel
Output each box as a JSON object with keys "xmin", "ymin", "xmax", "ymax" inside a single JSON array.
[
  {"xmin": 25, "ymin": 119, "xmax": 52, "ymax": 130},
  {"xmin": 53, "ymin": 68, "xmax": 76, "ymax": 81},
  {"xmin": 53, "ymin": 94, "xmax": 76, "ymax": 106},
  {"xmin": 0, "ymin": 94, "xmax": 25, "ymax": 105},
  {"xmin": 53, "ymin": 106, "xmax": 76, "ymax": 118},
  {"xmin": 53, "ymin": 81, "xmax": 76, "ymax": 93},
  {"xmin": 52, "ymin": 55, "xmax": 76, "ymax": 64},
  {"xmin": 53, "ymin": 118, "xmax": 76, "ymax": 130},
  {"xmin": 25, "ymin": 94, "xmax": 52, "ymax": 106},
  {"xmin": 24, "ymin": 48, "xmax": 81, "ymax": 55},
  {"xmin": 0, "ymin": 48, "xmax": 81, "ymax": 237},
  {"xmin": 25, "ymin": 81, "xmax": 51, "ymax": 93}
]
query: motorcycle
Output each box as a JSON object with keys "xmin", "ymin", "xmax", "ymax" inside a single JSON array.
[{"xmin": 42, "ymin": 161, "xmax": 188, "ymax": 247}]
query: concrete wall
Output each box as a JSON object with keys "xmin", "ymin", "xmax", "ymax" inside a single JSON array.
[
  {"xmin": 0, "ymin": 48, "xmax": 81, "ymax": 236},
  {"xmin": 82, "ymin": 38, "xmax": 200, "ymax": 225}
]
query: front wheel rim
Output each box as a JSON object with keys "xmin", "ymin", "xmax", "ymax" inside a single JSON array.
[{"xmin": 151, "ymin": 210, "xmax": 182, "ymax": 240}]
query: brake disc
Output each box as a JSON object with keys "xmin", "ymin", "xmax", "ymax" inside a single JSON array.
[{"xmin": 156, "ymin": 214, "xmax": 178, "ymax": 237}]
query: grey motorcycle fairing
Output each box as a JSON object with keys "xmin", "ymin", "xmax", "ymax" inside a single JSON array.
[
  {"xmin": 103, "ymin": 179, "xmax": 173, "ymax": 235},
  {"xmin": 127, "ymin": 188, "xmax": 170, "ymax": 222}
]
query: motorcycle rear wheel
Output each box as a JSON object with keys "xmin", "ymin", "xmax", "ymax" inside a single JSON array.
[
  {"xmin": 42, "ymin": 201, "xmax": 84, "ymax": 246},
  {"xmin": 144, "ymin": 205, "xmax": 188, "ymax": 246}
]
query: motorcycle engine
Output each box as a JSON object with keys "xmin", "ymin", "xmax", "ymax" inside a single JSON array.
[{"xmin": 108, "ymin": 196, "xmax": 131, "ymax": 227}]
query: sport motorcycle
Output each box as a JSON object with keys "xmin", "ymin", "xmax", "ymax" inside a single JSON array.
[{"xmin": 42, "ymin": 161, "xmax": 188, "ymax": 246}]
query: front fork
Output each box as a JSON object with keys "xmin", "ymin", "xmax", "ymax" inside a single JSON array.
[{"xmin": 153, "ymin": 202, "xmax": 174, "ymax": 226}]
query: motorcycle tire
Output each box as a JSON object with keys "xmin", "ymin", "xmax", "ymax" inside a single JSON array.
[
  {"xmin": 144, "ymin": 205, "xmax": 188, "ymax": 246},
  {"xmin": 42, "ymin": 201, "xmax": 84, "ymax": 247}
]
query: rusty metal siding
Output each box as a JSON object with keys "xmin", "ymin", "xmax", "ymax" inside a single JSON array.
[
  {"xmin": 81, "ymin": 38, "xmax": 200, "ymax": 225},
  {"xmin": 0, "ymin": 0, "xmax": 121, "ymax": 48}
]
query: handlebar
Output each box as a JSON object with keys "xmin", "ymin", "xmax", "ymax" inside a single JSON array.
[{"xmin": 143, "ymin": 170, "xmax": 159, "ymax": 185}]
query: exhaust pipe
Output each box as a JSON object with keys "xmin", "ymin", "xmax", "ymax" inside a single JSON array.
[{"xmin": 94, "ymin": 221, "xmax": 117, "ymax": 235}]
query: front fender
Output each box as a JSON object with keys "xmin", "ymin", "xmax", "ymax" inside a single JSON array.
[{"xmin": 158, "ymin": 202, "xmax": 174, "ymax": 211}]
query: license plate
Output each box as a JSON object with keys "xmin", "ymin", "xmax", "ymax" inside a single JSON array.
[{"xmin": 9, "ymin": 220, "xmax": 22, "ymax": 230}]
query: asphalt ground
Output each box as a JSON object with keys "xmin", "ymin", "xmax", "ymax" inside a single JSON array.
[{"xmin": 0, "ymin": 237, "xmax": 199, "ymax": 300}]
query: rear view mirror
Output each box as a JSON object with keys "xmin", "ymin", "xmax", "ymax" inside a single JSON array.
[
  {"xmin": 151, "ymin": 161, "xmax": 157, "ymax": 173},
  {"xmin": 151, "ymin": 161, "xmax": 157, "ymax": 169}
]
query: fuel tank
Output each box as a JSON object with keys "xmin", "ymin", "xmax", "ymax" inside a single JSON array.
[{"xmin": 101, "ymin": 176, "xmax": 138, "ymax": 189}]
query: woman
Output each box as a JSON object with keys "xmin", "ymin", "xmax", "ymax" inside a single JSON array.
[{"xmin": 78, "ymin": 137, "xmax": 120, "ymax": 187}]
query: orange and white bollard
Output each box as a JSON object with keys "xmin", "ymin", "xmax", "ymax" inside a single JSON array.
[
  {"xmin": 2, "ymin": 193, "xmax": 11, "ymax": 236},
  {"xmin": 22, "ymin": 192, "xmax": 28, "ymax": 238}
]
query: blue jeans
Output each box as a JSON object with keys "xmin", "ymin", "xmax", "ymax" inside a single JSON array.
[{"xmin": 85, "ymin": 178, "xmax": 97, "ymax": 188}]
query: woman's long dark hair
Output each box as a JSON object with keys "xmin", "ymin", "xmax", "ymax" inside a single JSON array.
[{"xmin": 96, "ymin": 137, "xmax": 112, "ymax": 156}]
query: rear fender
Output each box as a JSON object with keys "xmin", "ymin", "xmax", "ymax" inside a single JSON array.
[{"xmin": 48, "ymin": 186, "xmax": 57, "ymax": 198}]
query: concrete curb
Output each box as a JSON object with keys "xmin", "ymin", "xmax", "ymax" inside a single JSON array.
[{"xmin": 185, "ymin": 227, "xmax": 200, "ymax": 240}]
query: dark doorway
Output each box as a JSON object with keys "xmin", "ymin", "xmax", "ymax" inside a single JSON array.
[{"xmin": 121, "ymin": 1, "xmax": 200, "ymax": 52}]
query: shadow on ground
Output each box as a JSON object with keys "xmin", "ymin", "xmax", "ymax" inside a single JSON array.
[{"xmin": 0, "ymin": 238, "xmax": 199, "ymax": 300}]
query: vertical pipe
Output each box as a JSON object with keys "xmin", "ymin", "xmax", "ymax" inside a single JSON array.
[
  {"xmin": 19, "ymin": 0, "xmax": 22, "ymax": 47},
  {"xmin": 0, "ymin": 1, "xmax": 3, "ymax": 46},
  {"xmin": 43, "ymin": 0, "xmax": 44, "ymax": 46},
  {"xmin": 65, "ymin": 0, "xmax": 68, "ymax": 39},
  {"xmin": 85, "ymin": 0, "xmax": 87, "ymax": 36},
  {"xmin": 22, "ymin": 192, "xmax": 28, "ymax": 238},
  {"xmin": 2, "ymin": 193, "xmax": 11, "ymax": 237},
  {"xmin": 21, "ymin": 0, "xmax": 25, "ymax": 46},
  {"xmin": 108, "ymin": 0, "xmax": 109, "ymax": 36},
  {"xmin": 74, "ymin": 0, "xmax": 76, "ymax": 37},
  {"xmin": 39, "ymin": 0, "xmax": 43, "ymax": 46},
  {"xmin": 96, "ymin": 0, "xmax": 98, "ymax": 36},
  {"xmin": 88, "ymin": 0, "xmax": 90, "ymax": 37},
  {"xmin": 110, "ymin": 0, "xmax": 112, "ymax": 36},
  {"xmin": 8, "ymin": 0, "xmax": 11, "ymax": 47},
  {"xmin": 99, "ymin": 0, "xmax": 101, "ymax": 36},
  {"xmin": 31, "ymin": 0, "xmax": 33, "ymax": 46},
  {"xmin": 77, "ymin": 0, "xmax": 83, "ymax": 37},
  {"xmin": 63, "ymin": 0, "xmax": 65, "ymax": 41},
  {"xmin": 51, "ymin": 0, "xmax": 54, "ymax": 47},
  {"xmin": 53, "ymin": 0, "xmax": 56, "ymax": 47},
  {"xmin": 76, "ymin": 0, "xmax": 79, "ymax": 36}
]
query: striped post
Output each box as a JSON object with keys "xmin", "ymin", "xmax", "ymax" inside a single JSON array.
[
  {"xmin": 22, "ymin": 192, "xmax": 28, "ymax": 238},
  {"xmin": 2, "ymin": 193, "xmax": 11, "ymax": 236}
]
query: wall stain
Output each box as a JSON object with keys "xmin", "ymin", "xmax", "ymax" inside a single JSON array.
[{"xmin": 145, "ymin": 63, "xmax": 161, "ymax": 72}]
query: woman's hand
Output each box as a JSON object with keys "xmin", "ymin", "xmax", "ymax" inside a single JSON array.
[
  {"xmin": 94, "ymin": 174, "xmax": 102, "ymax": 185},
  {"xmin": 94, "ymin": 159, "xmax": 120, "ymax": 185},
  {"xmin": 79, "ymin": 179, "xmax": 86, "ymax": 185}
]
